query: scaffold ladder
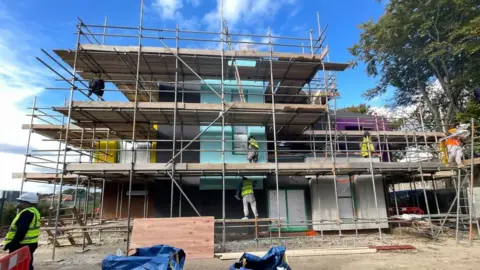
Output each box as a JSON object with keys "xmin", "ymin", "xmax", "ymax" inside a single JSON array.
[{"xmin": 434, "ymin": 167, "xmax": 480, "ymax": 244}]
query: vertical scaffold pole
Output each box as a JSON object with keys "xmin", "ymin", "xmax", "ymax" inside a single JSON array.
[
  {"xmin": 115, "ymin": 182, "xmax": 120, "ymax": 219},
  {"xmin": 82, "ymin": 178, "xmax": 91, "ymax": 250},
  {"xmin": 144, "ymin": 184, "xmax": 148, "ymax": 218},
  {"xmin": 119, "ymin": 183, "xmax": 124, "ymax": 218},
  {"xmin": 170, "ymin": 23, "xmax": 179, "ymax": 218},
  {"xmin": 20, "ymin": 97, "xmax": 37, "ymax": 195},
  {"xmin": 413, "ymin": 122, "xmax": 435, "ymax": 239},
  {"xmin": 268, "ymin": 27, "xmax": 282, "ymax": 238},
  {"xmin": 126, "ymin": 0, "xmax": 144, "ymax": 254},
  {"xmin": 99, "ymin": 178, "xmax": 105, "ymax": 242},
  {"xmin": 220, "ymin": 0, "xmax": 227, "ymax": 249},
  {"xmin": 392, "ymin": 181, "xmax": 401, "ymax": 233},
  {"xmin": 469, "ymin": 118, "xmax": 475, "ymax": 245},
  {"xmin": 456, "ymin": 169, "xmax": 462, "ymax": 243},
  {"xmin": 50, "ymin": 98, "xmax": 67, "ymax": 217},
  {"xmin": 51, "ymin": 20, "xmax": 82, "ymax": 261},
  {"xmin": 91, "ymin": 181, "xmax": 97, "ymax": 226},
  {"xmin": 366, "ymin": 132, "xmax": 382, "ymax": 242},
  {"xmin": 315, "ymin": 175, "xmax": 324, "ymax": 241},
  {"xmin": 323, "ymin": 63, "xmax": 341, "ymax": 236},
  {"xmin": 179, "ymin": 88, "xmax": 185, "ymax": 217}
]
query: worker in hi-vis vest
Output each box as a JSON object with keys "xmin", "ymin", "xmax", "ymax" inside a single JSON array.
[
  {"xmin": 446, "ymin": 127, "xmax": 464, "ymax": 167},
  {"xmin": 235, "ymin": 177, "xmax": 259, "ymax": 220},
  {"xmin": 247, "ymin": 135, "xmax": 259, "ymax": 163},
  {"xmin": 3, "ymin": 192, "xmax": 41, "ymax": 270},
  {"xmin": 360, "ymin": 131, "xmax": 375, "ymax": 158}
]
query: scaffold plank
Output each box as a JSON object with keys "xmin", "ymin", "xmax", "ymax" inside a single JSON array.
[
  {"xmin": 76, "ymin": 44, "xmax": 343, "ymax": 64},
  {"xmin": 303, "ymin": 129, "xmax": 446, "ymax": 139},
  {"xmin": 55, "ymin": 45, "xmax": 349, "ymax": 102},
  {"xmin": 52, "ymin": 101, "xmax": 328, "ymax": 137},
  {"xmin": 11, "ymin": 173, "xmax": 85, "ymax": 181},
  {"xmin": 23, "ymin": 124, "xmax": 112, "ymax": 146},
  {"xmin": 64, "ymin": 161, "xmax": 456, "ymax": 178}
]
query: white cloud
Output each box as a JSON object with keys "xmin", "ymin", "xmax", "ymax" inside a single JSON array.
[
  {"xmin": 0, "ymin": 6, "xmax": 59, "ymax": 193},
  {"xmin": 179, "ymin": 16, "xmax": 201, "ymax": 30},
  {"xmin": 152, "ymin": 0, "xmax": 184, "ymax": 20},
  {"xmin": 187, "ymin": 0, "xmax": 201, "ymax": 7},
  {"xmin": 203, "ymin": 0, "xmax": 297, "ymax": 30},
  {"xmin": 288, "ymin": 6, "xmax": 301, "ymax": 18},
  {"xmin": 370, "ymin": 105, "xmax": 417, "ymax": 119}
]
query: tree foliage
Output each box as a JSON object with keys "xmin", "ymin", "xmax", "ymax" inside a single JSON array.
[
  {"xmin": 340, "ymin": 104, "xmax": 372, "ymax": 114},
  {"xmin": 457, "ymin": 99, "xmax": 480, "ymax": 158},
  {"xmin": 350, "ymin": 0, "xmax": 480, "ymax": 127},
  {"xmin": 457, "ymin": 100, "xmax": 480, "ymax": 125}
]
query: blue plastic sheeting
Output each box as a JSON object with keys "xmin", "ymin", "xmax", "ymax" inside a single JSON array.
[
  {"xmin": 229, "ymin": 246, "xmax": 291, "ymax": 270},
  {"xmin": 102, "ymin": 245, "xmax": 185, "ymax": 270}
]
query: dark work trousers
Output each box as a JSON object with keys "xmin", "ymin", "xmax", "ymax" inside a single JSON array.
[{"xmin": 8, "ymin": 243, "xmax": 38, "ymax": 270}]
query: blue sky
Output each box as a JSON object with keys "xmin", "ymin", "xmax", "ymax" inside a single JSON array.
[
  {"xmin": 2, "ymin": 0, "xmax": 387, "ymax": 107},
  {"xmin": 0, "ymin": 0, "xmax": 388, "ymax": 191}
]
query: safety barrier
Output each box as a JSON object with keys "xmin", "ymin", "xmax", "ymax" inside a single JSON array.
[{"xmin": 0, "ymin": 246, "xmax": 31, "ymax": 270}]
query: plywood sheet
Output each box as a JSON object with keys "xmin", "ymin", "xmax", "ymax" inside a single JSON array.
[{"xmin": 131, "ymin": 217, "xmax": 215, "ymax": 259}]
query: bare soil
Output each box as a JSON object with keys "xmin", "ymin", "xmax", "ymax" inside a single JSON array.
[{"xmin": 3, "ymin": 231, "xmax": 480, "ymax": 270}]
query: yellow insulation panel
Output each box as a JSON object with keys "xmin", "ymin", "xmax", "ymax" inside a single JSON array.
[
  {"xmin": 439, "ymin": 141, "xmax": 448, "ymax": 164},
  {"xmin": 94, "ymin": 141, "xmax": 119, "ymax": 163},
  {"xmin": 151, "ymin": 142, "xmax": 157, "ymax": 163}
]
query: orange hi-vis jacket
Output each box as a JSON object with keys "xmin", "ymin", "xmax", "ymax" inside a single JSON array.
[{"xmin": 446, "ymin": 137, "xmax": 461, "ymax": 146}]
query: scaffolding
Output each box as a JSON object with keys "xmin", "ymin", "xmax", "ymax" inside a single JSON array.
[{"xmin": 13, "ymin": 1, "xmax": 480, "ymax": 260}]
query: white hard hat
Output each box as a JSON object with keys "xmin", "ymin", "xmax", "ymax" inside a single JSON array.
[{"xmin": 17, "ymin": 192, "xmax": 39, "ymax": 204}]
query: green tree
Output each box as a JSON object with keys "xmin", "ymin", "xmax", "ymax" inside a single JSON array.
[
  {"xmin": 350, "ymin": 0, "xmax": 480, "ymax": 127},
  {"xmin": 1, "ymin": 203, "xmax": 17, "ymax": 226},
  {"xmin": 457, "ymin": 100, "xmax": 480, "ymax": 125},
  {"xmin": 457, "ymin": 99, "xmax": 480, "ymax": 158},
  {"xmin": 340, "ymin": 104, "xmax": 372, "ymax": 114}
]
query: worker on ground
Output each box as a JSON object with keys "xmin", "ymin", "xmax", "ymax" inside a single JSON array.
[
  {"xmin": 446, "ymin": 127, "xmax": 464, "ymax": 168},
  {"xmin": 247, "ymin": 135, "xmax": 259, "ymax": 163},
  {"xmin": 360, "ymin": 131, "xmax": 375, "ymax": 158},
  {"xmin": 235, "ymin": 177, "xmax": 259, "ymax": 220},
  {"xmin": 3, "ymin": 192, "xmax": 41, "ymax": 270}
]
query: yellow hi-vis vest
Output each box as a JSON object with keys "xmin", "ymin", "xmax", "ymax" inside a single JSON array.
[
  {"xmin": 249, "ymin": 138, "xmax": 259, "ymax": 149},
  {"xmin": 241, "ymin": 179, "xmax": 254, "ymax": 197},
  {"xmin": 360, "ymin": 136, "xmax": 375, "ymax": 157},
  {"xmin": 3, "ymin": 207, "xmax": 41, "ymax": 245}
]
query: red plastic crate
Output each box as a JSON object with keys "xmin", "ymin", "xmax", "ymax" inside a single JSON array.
[
  {"xmin": 389, "ymin": 206, "xmax": 424, "ymax": 216},
  {"xmin": 0, "ymin": 246, "xmax": 31, "ymax": 270}
]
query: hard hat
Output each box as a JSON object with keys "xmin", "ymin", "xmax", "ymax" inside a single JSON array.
[{"xmin": 17, "ymin": 192, "xmax": 39, "ymax": 204}]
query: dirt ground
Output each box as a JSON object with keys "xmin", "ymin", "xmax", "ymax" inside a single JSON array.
[{"xmin": 4, "ymin": 232, "xmax": 480, "ymax": 270}]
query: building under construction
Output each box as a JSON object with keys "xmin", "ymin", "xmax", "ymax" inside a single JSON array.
[{"xmin": 13, "ymin": 3, "xmax": 480, "ymax": 260}]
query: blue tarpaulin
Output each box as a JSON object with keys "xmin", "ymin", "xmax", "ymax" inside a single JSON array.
[
  {"xmin": 102, "ymin": 245, "xmax": 185, "ymax": 270},
  {"xmin": 229, "ymin": 246, "xmax": 291, "ymax": 270}
]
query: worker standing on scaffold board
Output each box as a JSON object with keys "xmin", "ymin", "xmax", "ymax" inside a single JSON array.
[
  {"xmin": 235, "ymin": 177, "xmax": 259, "ymax": 220},
  {"xmin": 446, "ymin": 126, "xmax": 465, "ymax": 168},
  {"xmin": 360, "ymin": 131, "xmax": 375, "ymax": 158},
  {"xmin": 2, "ymin": 193, "xmax": 41, "ymax": 270},
  {"xmin": 247, "ymin": 135, "xmax": 259, "ymax": 163}
]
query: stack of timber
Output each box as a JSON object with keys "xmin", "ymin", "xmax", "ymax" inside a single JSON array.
[{"xmin": 130, "ymin": 217, "xmax": 215, "ymax": 259}]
